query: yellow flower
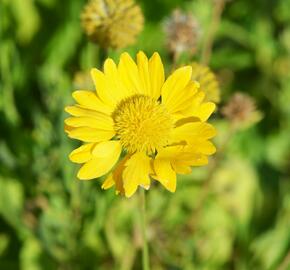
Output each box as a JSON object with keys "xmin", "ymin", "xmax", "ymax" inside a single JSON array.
[
  {"xmin": 81, "ymin": 0, "xmax": 144, "ymax": 49},
  {"xmin": 65, "ymin": 52, "xmax": 216, "ymax": 197},
  {"xmin": 191, "ymin": 62, "xmax": 220, "ymax": 103}
]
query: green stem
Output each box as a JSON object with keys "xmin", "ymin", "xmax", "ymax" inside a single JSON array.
[
  {"xmin": 98, "ymin": 46, "xmax": 108, "ymax": 66},
  {"xmin": 201, "ymin": 0, "xmax": 225, "ymax": 65},
  {"xmin": 171, "ymin": 50, "xmax": 180, "ymax": 70},
  {"xmin": 140, "ymin": 189, "xmax": 150, "ymax": 270}
]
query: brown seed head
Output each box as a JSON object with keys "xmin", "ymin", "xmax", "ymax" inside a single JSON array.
[
  {"xmin": 221, "ymin": 92, "xmax": 262, "ymax": 127},
  {"xmin": 164, "ymin": 9, "xmax": 200, "ymax": 57}
]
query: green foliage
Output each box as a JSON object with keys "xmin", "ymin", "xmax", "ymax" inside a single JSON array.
[{"xmin": 0, "ymin": 0, "xmax": 290, "ymax": 269}]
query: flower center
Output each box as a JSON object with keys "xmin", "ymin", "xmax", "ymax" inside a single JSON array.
[{"xmin": 112, "ymin": 95, "xmax": 173, "ymax": 154}]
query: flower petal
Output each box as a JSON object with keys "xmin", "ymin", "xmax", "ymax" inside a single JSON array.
[
  {"xmin": 181, "ymin": 91, "xmax": 205, "ymax": 117},
  {"xmin": 172, "ymin": 122, "xmax": 216, "ymax": 144},
  {"xmin": 152, "ymin": 158, "xmax": 176, "ymax": 192},
  {"xmin": 65, "ymin": 114, "xmax": 114, "ymax": 130},
  {"xmin": 148, "ymin": 52, "xmax": 164, "ymax": 100},
  {"xmin": 69, "ymin": 143, "xmax": 95, "ymax": 164},
  {"xmin": 180, "ymin": 91, "xmax": 216, "ymax": 122},
  {"xmin": 184, "ymin": 154, "xmax": 209, "ymax": 166},
  {"xmin": 156, "ymin": 145, "xmax": 210, "ymax": 175},
  {"xmin": 161, "ymin": 66, "xmax": 192, "ymax": 111},
  {"xmin": 137, "ymin": 51, "xmax": 151, "ymax": 96},
  {"xmin": 102, "ymin": 156, "xmax": 129, "ymax": 194},
  {"xmin": 122, "ymin": 152, "xmax": 151, "ymax": 197},
  {"xmin": 65, "ymin": 105, "xmax": 107, "ymax": 118},
  {"xmin": 193, "ymin": 102, "xmax": 216, "ymax": 122},
  {"xmin": 172, "ymin": 153, "xmax": 209, "ymax": 167},
  {"xmin": 103, "ymin": 58, "xmax": 132, "ymax": 101},
  {"xmin": 171, "ymin": 162, "xmax": 192, "ymax": 174},
  {"xmin": 77, "ymin": 141, "xmax": 122, "ymax": 180},
  {"xmin": 91, "ymin": 68, "xmax": 116, "ymax": 108},
  {"xmin": 191, "ymin": 141, "xmax": 216, "ymax": 155},
  {"xmin": 67, "ymin": 127, "xmax": 115, "ymax": 142},
  {"xmin": 118, "ymin": 52, "xmax": 142, "ymax": 95},
  {"xmin": 72, "ymin": 90, "xmax": 112, "ymax": 114},
  {"xmin": 101, "ymin": 174, "xmax": 115, "ymax": 190},
  {"xmin": 184, "ymin": 101, "xmax": 216, "ymax": 122},
  {"xmin": 165, "ymin": 81, "xmax": 199, "ymax": 115}
]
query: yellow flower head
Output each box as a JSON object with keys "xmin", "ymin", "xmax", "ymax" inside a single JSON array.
[
  {"xmin": 81, "ymin": 0, "xmax": 144, "ymax": 49},
  {"xmin": 191, "ymin": 62, "xmax": 220, "ymax": 103},
  {"xmin": 65, "ymin": 52, "xmax": 216, "ymax": 197}
]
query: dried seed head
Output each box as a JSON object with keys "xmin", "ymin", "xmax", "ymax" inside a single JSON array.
[
  {"xmin": 81, "ymin": 0, "xmax": 144, "ymax": 49},
  {"xmin": 221, "ymin": 92, "xmax": 262, "ymax": 128},
  {"xmin": 164, "ymin": 9, "xmax": 201, "ymax": 57}
]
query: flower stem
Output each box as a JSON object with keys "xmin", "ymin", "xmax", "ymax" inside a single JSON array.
[
  {"xmin": 139, "ymin": 189, "xmax": 150, "ymax": 270},
  {"xmin": 98, "ymin": 47, "xmax": 108, "ymax": 66},
  {"xmin": 171, "ymin": 50, "xmax": 180, "ymax": 70},
  {"xmin": 201, "ymin": 0, "xmax": 226, "ymax": 65}
]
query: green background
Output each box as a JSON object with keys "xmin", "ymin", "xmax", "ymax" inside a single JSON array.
[{"xmin": 0, "ymin": 0, "xmax": 290, "ymax": 269}]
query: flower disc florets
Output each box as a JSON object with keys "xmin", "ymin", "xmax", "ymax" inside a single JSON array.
[{"xmin": 112, "ymin": 95, "xmax": 173, "ymax": 154}]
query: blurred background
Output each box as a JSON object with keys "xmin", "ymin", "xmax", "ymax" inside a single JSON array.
[{"xmin": 0, "ymin": 0, "xmax": 290, "ymax": 269}]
